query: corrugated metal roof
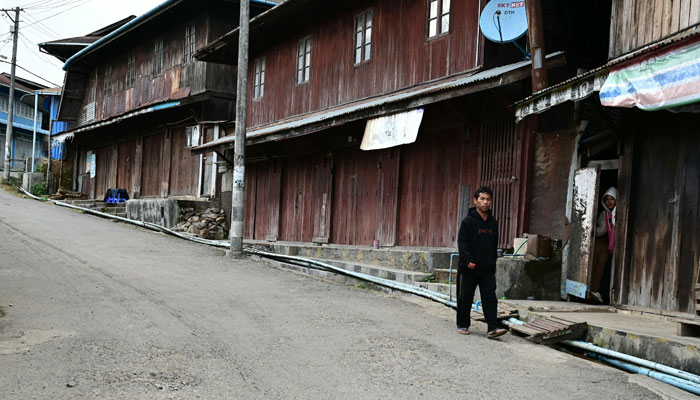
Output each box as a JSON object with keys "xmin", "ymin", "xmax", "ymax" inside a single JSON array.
[
  {"xmin": 191, "ymin": 51, "xmax": 565, "ymax": 153},
  {"xmin": 63, "ymin": 0, "xmax": 277, "ymax": 71},
  {"xmin": 513, "ymin": 25, "xmax": 700, "ymax": 106}
]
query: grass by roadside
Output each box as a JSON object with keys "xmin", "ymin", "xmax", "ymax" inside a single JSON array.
[{"xmin": 1, "ymin": 177, "xmax": 22, "ymax": 196}]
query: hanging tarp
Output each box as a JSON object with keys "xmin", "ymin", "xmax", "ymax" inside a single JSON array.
[
  {"xmin": 360, "ymin": 108, "xmax": 424, "ymax": 151},
  {"xmin": 599, "ymin": 38, "xmax": 700, "ymax": 111}
]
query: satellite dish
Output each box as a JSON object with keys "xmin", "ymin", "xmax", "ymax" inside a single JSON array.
[{"xmin": 479, "ymin": 0, "xmax": 529, "ymax": 43}]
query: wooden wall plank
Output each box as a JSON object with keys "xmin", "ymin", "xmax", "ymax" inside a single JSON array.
[
  {"xmin": 169, "ymin": 127, "xmax": 199, "ymax": 196},
  {"xmin": 680, "ymin": 0, "xmax": 692, "ymax": 28},
  {"xmin": 117, "ymin": 139, "xmax": 136, "ymax": 196},
  {"xmin": 140, "ymin": 133, "xmax": 164, "ymax": 197},
  {"xmin": 247, "ymin": 0, "xmax": 481, "ymax": 128},
  {"xmin": 690, "ymin": 0, "xmax": 700, "ymax": 24}
]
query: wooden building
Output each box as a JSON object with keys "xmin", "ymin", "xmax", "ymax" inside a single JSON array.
[
  {"xmin": 516, "ymin": 0, "xmax": 700, "ymax": 317},
  {"xmin": 48, "ymin": 0, "xmax": 276, "ymax": 200},
  {"xmin": 192, "ymin": 0, "xmax": 609, "ymax": 249}
]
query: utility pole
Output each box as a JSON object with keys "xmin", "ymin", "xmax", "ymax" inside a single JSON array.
[
  {"xmin": 229, "ymin": 0, "xmax": 249, "ymax": 255},
  {"xmin": 525, "ymin": 0, "xmax": 548, "ymax": 92},
  {"xmin": 2, "ymin": 7, "xmax": 21, "ymax": 183}
]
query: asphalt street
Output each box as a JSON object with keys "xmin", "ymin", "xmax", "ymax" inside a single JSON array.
[{"xmin": 0, "ymin": 188, "xmax": 686, "ymax": 399}]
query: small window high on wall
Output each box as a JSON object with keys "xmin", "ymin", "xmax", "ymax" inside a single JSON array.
[
  {"xmin": 254, "ymin": 57, "xmax": 265, "ymax": 99},
  {"xmin": 355, "ymin": 9, "xmax": 373, "ymax": 64},
  {"xmin": 428, "ymin": 0, "xmax": 450, "ymax": 38},
  {"xmin": 297, "ymin": 37, "xmax": 312, "ymax": 84},
  {"xmin": 184, "ymin": 23, "xmax": 196, "ymax": 64}
]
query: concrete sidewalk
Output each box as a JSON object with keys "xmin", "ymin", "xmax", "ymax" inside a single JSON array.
[{"xmin": 504, "ymin": 300, "xmax": 700, "ymax": 376}]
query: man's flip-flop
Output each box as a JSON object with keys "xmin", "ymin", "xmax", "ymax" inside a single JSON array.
[
  {"xmin": 487, "ymin": 328, "xmax": 507, "ymax": 339},
  {"xmin": 457, "ymin": 328, "xmax": 470, "ymax": 335}
]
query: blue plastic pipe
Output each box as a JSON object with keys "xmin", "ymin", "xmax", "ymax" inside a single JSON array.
[{"xmin": 593, "ymin": 354, "xmax": 700, "ymax": 396}]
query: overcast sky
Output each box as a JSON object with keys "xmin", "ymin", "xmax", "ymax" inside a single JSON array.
[{"xmin": 0, "ymin": 0, "xmax": 165, "ymax": 88}]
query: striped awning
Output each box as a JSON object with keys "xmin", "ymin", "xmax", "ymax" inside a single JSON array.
[{"xmin": 600, "ymin": 37, "xmax": 700, "ymax": 111}]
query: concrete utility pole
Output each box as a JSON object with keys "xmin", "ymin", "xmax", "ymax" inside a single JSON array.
[
  {"xmin": 525, "ymin": 0, "xmax": 548, "ymax": 92},
  {"xmin": 2, "ymin": 7, "xmax": 21, "ymax": 183},
  {"xmin": 229, "ymin": 0, "xmax": 250, "ymax": 255}
]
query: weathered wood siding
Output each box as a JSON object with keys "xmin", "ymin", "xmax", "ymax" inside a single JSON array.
[
  {"xmin": 617, "ymin": 113, "xmax": 699, "ymax": 313},
  {"xmin": 169, "ymin": 128, "xmax": 200, "ymax": 196},
  {"xmin": 609, "ymin": 0, "xmax": 700, "ymax": 59},
  {"xmin": 117, "ymin": 139, "xmax": 137, "ymax": 194},
  {"xmin": 141, "ymin": 133, "xmax": 165, "ymax": 197},
  {"xmin": 247, "ymin": 0, "xmax": 481, "ymax": 128},
  {"xmin": 75, "ymin": 9, "xmax": 237, "ymax": 128}
]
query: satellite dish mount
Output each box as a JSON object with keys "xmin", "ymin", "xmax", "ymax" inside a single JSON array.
[{"xmin": 479, "ymin": 1, "xmax": 530, "ymax": 59}]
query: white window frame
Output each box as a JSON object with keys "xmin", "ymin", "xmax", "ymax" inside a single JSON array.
[
  {"xmin": 153, "ymin": 40, "xmax": 164, "ymax": 76},
  {"xmin": 184, "ymin": 23, "xmax": 196, "ymax": 64},
  {"xmin": 126, "ymin": 54, "xmax": 136, "ymax": 87},
  {"xmin": 354, "ymin": 9, "xmax": 373, "ymax": 64},
  {"xmin": 297, "ymin": 37, "xmax": 312, "ymax": 84},
  {"xmin": 103, "ymin": 65, "xmax": 112, "ymax": 96},
  {"xmin": 428, "ymin": 0, "xmax": 450, "ymax": 39},
  {"xmin": 253, "ymin": 57, "xmax": 266, "ymax": 99}
]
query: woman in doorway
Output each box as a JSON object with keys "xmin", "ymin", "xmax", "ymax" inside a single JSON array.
[{"xmin": 592, "ymin": 187, "xmax": 616, "ymax": 304}]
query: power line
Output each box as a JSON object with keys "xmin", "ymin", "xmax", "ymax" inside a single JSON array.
[{"xmin": 0, "ymin": 59, "xmax": 61, "ymax": 87}]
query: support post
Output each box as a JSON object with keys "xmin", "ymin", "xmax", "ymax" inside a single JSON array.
[
  {"xmin": 31, "ymin": 92, "xmax": 37, "ymax": 172},
  {"xmin": 525, "ymin": 0, "xmax": 548, "ymax": 92},
  {"xmin": 230, "ymin": 0, "xmax": 250, "ymax": 255},
  {"xmin": 2, "ymin": 8, "xmax": 20, "ymax": 182}
]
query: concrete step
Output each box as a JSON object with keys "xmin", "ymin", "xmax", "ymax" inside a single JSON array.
[
  {"xmin": 102, "ymin": 207, "xmax": 127, "ymax": 215},
  {"xmin": 434, "ymin": 268, "xmax": 458, "ymax": 282},
  {"xmin": 63, "ymin": 199, "xmax": 97, "ymax": 207},
  {"xmin": 255, "ymin": 241, "xmax": 457, "ymax": 273},
  {"xmin": 316, "ymin": 258, "xmax": 432, "ymax": 285}
]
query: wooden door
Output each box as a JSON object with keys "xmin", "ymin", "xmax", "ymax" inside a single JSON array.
[
  {"xmin": 375, "ymin": 148, "xmax": 400, "ymax": 246},
  {"xmin": 564, "ymin": 167, "xmax": 600, "ymax": 299},
  {"xmin": 117, "ymin": 140, "xmax": 136, "ymax": 196}
]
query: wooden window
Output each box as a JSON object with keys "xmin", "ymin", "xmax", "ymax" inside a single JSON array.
[
  {"xmin": 126, "ymin": 54, "xmax": 136, "ymax": 87},
  {"xmin": 153, "ymin": 40, "xmax": 164, "ymax": 76},
  {"xmin": 297, "ymin": 37, "xmax": 312, "ymax": 84},
  {"xmin": 0, "ymin": 96, "xmax": 7, "ymax": 113},
  {"xmin": 184, "ymin": 23, "xmax": 196, "ymax": 64},
  {"xmin": 428, "ymin": 0, "xmax": 450, "ymax": 38},
  {"xmin": 354, "ymin": 9, "xmax": 373, "ymax": 64},
  {"xmin": 103, "ymin": 65, "xmax": 112, "ymax": 96},
  {"xmin": 253, "ymin": 57, "xmax": 265, "ymax": 99}
]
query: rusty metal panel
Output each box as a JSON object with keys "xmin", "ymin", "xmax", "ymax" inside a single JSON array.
[
  {"xmin": 169, "ymin": 127, "xmax": 199, "ymax": 196},
  {"xmin": 565, "ymin": 167, "xmax": 600, "ymax": 299},
  {"xmin": 141, "ymin": 133, "xmax": 165, "ymax": 197},
  {"xmin": 247, "ymin": 0, "xmax": 481, "ymax": 128},
  {"xmin": 117, "ymin": 140, "xmax": 137, "ymax": 195},
  {"xmin": 528, "ymin": 130, "xmax": 576, "ymax": 240}
]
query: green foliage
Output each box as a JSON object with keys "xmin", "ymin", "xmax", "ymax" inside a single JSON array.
[{"xmin": 30, "ymin": 181, "xmax": 47, "ymax": 196}]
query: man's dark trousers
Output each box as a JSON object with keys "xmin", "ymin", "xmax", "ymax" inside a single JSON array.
[{"xmin": 456, "ymin": 268, "xmax": 500, "ymax": 332}]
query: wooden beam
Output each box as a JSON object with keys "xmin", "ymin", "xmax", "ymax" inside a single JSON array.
[{"xmin": 587, "ymin": 159, "xmax": 620, "ymax": 170}]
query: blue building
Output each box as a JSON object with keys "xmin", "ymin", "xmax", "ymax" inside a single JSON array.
[{"xmin": 0, "ymin": 73, "xmax": 55, "ymax": 173}]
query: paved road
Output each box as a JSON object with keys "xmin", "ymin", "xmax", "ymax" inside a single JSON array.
[{"xmin": 0, "ymin": 189, "xmax": 683, "ymax": 399}]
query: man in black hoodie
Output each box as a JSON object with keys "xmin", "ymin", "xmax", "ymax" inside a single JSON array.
[{"xmin": 456, "ymin": 186, "xmax": 507, "ymax": 338}]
